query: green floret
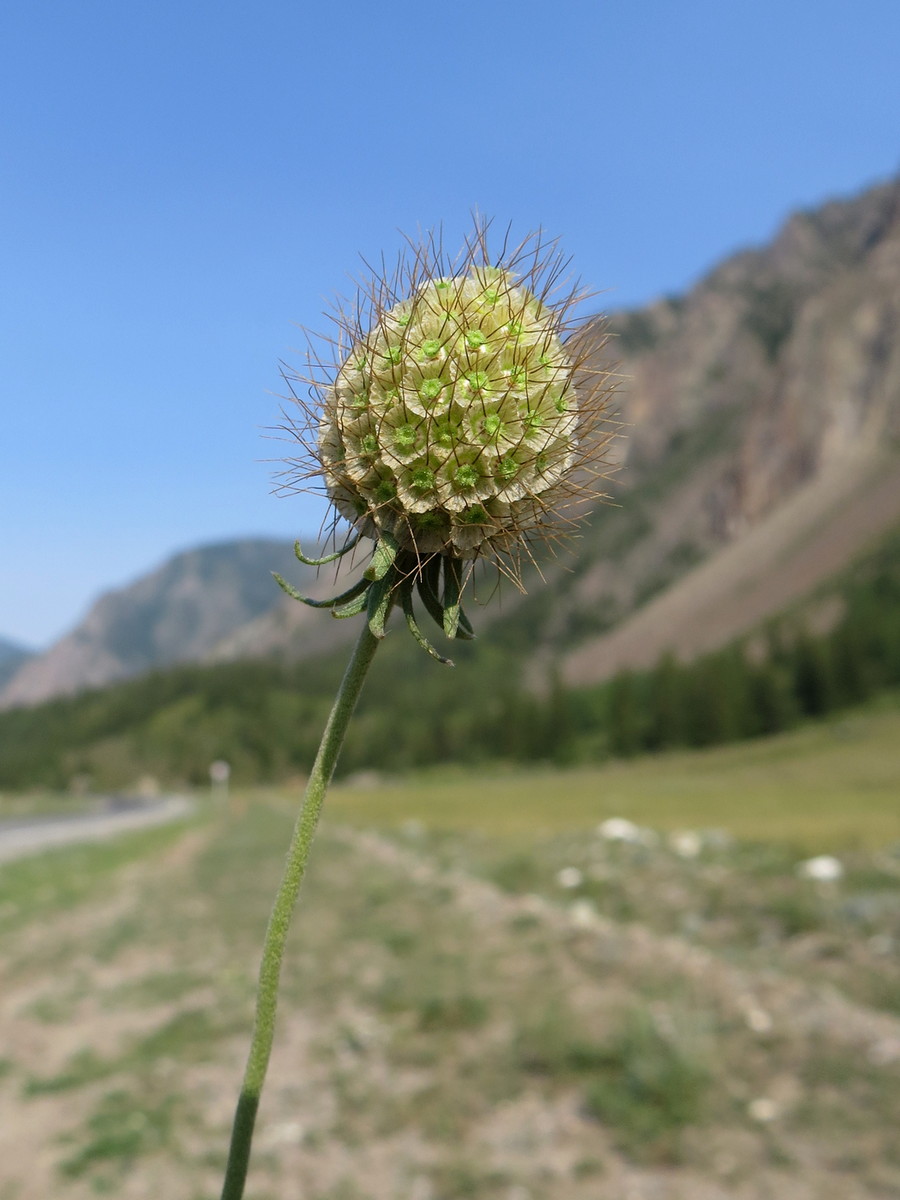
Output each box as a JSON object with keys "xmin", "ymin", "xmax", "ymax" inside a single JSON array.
[
  {"xmin": 454, "ymin": 464, "xmax": 480, "ymax": 490},
  {"xmin": 418, "ymin": 377, "xmax": 444, "ymax": 403}
]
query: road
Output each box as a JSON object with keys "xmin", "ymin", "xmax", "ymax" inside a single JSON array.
[{"xmin": 0, "ymin": 795, "xmax": 195, "ymax": 864}]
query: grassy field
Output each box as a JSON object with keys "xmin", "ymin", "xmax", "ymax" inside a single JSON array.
[
  {"xmin": 327, "ymin": 697, "xmax": 900, "ymax": 849},
  {"xmin": 0, "ymin": 705, "xmax": 899, "ymax": 1199}
]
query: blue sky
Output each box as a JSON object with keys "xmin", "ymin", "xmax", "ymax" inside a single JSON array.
[{"xmin": 2, "ymin": 0, "xmax": 899, "ymax": 647}]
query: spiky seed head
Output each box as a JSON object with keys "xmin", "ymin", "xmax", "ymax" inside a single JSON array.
[{"xmin": 279, "ymin": 220, "xmax": 617, "ymax": 589}]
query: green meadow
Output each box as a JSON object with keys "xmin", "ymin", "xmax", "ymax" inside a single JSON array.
[{"xmin": 328, "ymin": 696, "xmax": 900, "ymax": 849}]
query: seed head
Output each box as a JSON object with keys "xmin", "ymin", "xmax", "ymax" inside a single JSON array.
[{"xmin": 280, "ymin": 219, "xmax": 618, "ymax": 591}]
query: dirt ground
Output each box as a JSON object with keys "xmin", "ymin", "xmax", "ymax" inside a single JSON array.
[{"xmin": 1, "ymin": 804, "xmax": 899, "ymax": 1199}]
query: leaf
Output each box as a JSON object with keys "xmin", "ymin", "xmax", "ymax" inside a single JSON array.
[
  {"xmin": 293, "ymin": 533, "xmax": 361, "ymax": 567},
  {"xmin": 366, "ymin": 572, "xmax": 396, "ymax": 638},
  {"xmin": 400, "ymin": 582, "xmax": 454, "ymax": 665},
  {"xmin": 272, "ymin": 573, "xmax": 369, "ymax": 610},
  {"xmin": 363, "ymin": 532, "xmax": 400, "ymax": 582}
]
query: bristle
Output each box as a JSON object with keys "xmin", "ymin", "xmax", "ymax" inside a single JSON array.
[{"xmin": 276, "ymin": 219, "xmax": 620, "ymax": 592}]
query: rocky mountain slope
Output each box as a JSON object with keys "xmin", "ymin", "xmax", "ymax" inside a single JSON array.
[
  {"xmin": 0, "ymin": 540, "xmax": 312, "ymax": 708},
  {"xmin": 553, "ymin": 173, "xmax": 900, "ymax": 679}
]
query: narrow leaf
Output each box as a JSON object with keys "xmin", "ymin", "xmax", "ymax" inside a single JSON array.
[
  {"xmin": 272, "ymin": 573, "xmax": 368, "ymax": 609},
  {"xmin": 363, "ymin": 531, "xmax": 399, "ymax": 582},
  {"xmin": 366, "ymin": 571, "xmax": 395, "ymax": 638},
  {"xmin": 400, "ymin": 583, "xmax": 454, "ymax": 665},
  {"xmin": 293, "ymin": 533, "xmax": 361, "ymax": 567},
  {"xmin": 332, "ymin": 589, "xmax": 370, "ymax": 619}
]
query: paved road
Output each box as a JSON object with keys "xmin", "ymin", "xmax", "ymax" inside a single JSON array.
[{"xmin": 0, "ymin": 795, "xmax": 195, "ymax": 864}]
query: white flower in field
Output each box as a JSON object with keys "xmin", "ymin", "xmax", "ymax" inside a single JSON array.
[
  {"xmin": 747, "ymin": 1097, "xmax": 780, "ymax": 1123},
  {"xmin": 556, "ymin": 866, "xmax": 584, "ymax": 889},
  {"xmin": 597, "ymin": 817, "xmax": 642, "ymax": 843},
  {"xmin": 569, "ymin": 899, "xmax": 598, "ymax": 927},
  {"xmin": 797, "ymin": 854, "xmax": 844, "ymax": 882},
  {"xmin": 506, "ymin": 1187, "xmax": 532, "ymax": 1200},
  {"xmin": 670, "ymin": 830, "xmax": 702, "ymax": 859},
  {"xmin": 744, "ymin": 1006, "xmax": 773, "ymax": 1034},
  {"xmin": 868, "ymin": 1037, "xmax": 900, "ymax": 1066}
]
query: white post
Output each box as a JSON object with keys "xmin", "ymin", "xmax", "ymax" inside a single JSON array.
[{"xmin": 209, "ymin": 759, "xmax": 231, "ymax": 806}]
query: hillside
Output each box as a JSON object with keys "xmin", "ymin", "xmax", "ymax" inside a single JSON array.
[
  {"xmin": 0, "ymin": 540, "xmax": 313, "ymax": 709},
  {"xmin": 548, "ymin": 174, "xmax": 900, "ymax": 678},
  {"xmin": 565, "ymin": 439, "xmax": 900, "ymax": 685},
  {"xmin": 2, "ymin": 518, "xmax": 898, "ymax": 791}
]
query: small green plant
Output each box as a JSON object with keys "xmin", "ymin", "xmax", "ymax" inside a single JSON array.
[
  {"xmin": 217, "ymin": 219, "xmax": 618, "ymax": 1198},
  {"xmin": 60, "ymin": 1088, "xmax": 181, "ymax": 1182},
  {"xmin": 415, "ymin": 992, "xmax": 489, "ymax": 1032},
  {"xmin": 581, "ymin": 1012, "xmax": 709, "ymax": 1163}
]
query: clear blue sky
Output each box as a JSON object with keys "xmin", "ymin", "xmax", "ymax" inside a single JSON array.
[{"xmin": 2, "ymin": 0, "xmax": 899, "ymax": 647}]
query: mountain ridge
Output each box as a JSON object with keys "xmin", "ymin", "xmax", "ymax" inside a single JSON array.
[{"xmin": 0, "ymin": 539, "xmax": 314, "ymax": 708}]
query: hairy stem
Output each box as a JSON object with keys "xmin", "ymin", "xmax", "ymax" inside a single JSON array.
[{"xmin": 220, "ymin": 622, "xmax": 381, "ymax": 1200}]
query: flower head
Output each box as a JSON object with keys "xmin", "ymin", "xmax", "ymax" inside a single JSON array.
[{"xmin": 275, "ymin": 220, "xmax": 618, "ymax": 660}]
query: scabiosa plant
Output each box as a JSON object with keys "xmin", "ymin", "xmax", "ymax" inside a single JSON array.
[
  {"xmin": 219, "ymin": 221, "xmax": 617, "ymax": 1199},
  {"xmin": 274, "ymin": 221, "xmax": 617, "ymax": 657}
]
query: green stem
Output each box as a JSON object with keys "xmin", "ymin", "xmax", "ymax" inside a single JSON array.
[{"xmin": 220, "ymin": 622, "xmax": 381, "ymax": 1200}]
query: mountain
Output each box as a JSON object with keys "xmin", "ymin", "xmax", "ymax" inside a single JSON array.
[
  {"xmin": 0, "ymin": 540, "xmax": 315, "ymax": 708},
  {"xmin": 550, "ymin": 174, "xmax": 900, "ymax": 682},
  {"xmin": 0, "ymin": 638, "xmax": 35, "ymax": 691},
  {"xmin": 5, "ymin": 175, "xmax": 900, "ymax": 711}
]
